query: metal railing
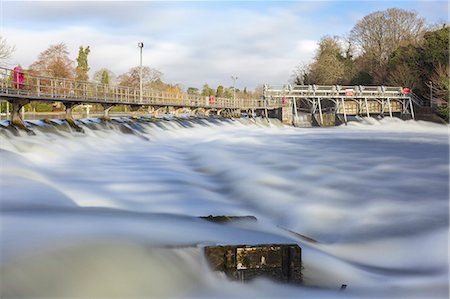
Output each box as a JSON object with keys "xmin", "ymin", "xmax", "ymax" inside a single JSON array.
[
  {"xmin": 264, "ymin": 84, "xmax": 412, "ymax": 99},
  {"xmin": 0, "ymin": 66, "xmax": 272, "ymax": 109},
  {"xmin": 409, "ymin": 92, "xmax": 429, "ymax": 107}
]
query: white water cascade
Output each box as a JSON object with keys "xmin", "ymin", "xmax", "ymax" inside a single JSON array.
[{"xmin": 0, "ymin": 117, "xmax": 448, "ymax": 298}]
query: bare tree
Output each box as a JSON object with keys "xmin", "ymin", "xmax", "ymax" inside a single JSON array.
[
  {"xmin": 350, "ymin": 8, "xmax": 426, "ymax": 83},
  {"xmin": 291, "ymin": 63, "xmax": 311, "ymax": 85},
  {"xmin": 0, "ymin": 36, "xmax": 15, "ymax": 61},
  {"xmin": 428, "ymin": 63, "xmax": 450, "ymax": 105},
  {"xmin": 117, "ymin": 66, "xmax": 162, "ymax": 89},
  {"xmin": 29, "ymin": 43, "xmax": 75, "ymax": 78}
]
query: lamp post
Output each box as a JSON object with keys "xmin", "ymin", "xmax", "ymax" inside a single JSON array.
[
  {"xmin": 138, "ymin": 42, "xmax": 144, "ymax": 104},
  {"xmin": 429, "ymin": 80, "xmax": 433, "ymax": 107},
  {"xmin": 231, "ymin": 75, "xmax": 238, "ymax": 102}
]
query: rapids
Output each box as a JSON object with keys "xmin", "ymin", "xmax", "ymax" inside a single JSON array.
[{"xmin": 0, "ymin": 116, "xmax": 448, "ymax": 298}]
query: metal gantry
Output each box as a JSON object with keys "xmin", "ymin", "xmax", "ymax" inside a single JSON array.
[{"xmin": 263, "ymin": 84, "xmax": 416, "ymax": 126}]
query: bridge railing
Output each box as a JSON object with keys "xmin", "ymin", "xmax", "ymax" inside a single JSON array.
[
  {"xmin": 264, "ymin": 84, "xmax": 409, "ymax": 98},
  {"xmin": 0, "ymin": 66, "xmax": 266, "ymax": 109}
]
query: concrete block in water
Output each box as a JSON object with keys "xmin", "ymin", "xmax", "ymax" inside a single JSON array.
[
  {"xmin": 204, "ymin": 244, "xmax": 302, "ymax": 283},
  {"xmin": 199, "ymin": 215, "xmax": 257, "ymax": 223}
]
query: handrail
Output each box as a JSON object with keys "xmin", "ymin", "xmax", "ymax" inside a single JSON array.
[
  {"xmin": 264, "ymin": 84, "xmax": 409, "ymax": 98},
  {"xmin": 409, "ymin": 92, "xmax": 429, "ymax": 107},
  {"xmin": 0, "ymin": 66, "xmax": 267, "ymax": 109}
]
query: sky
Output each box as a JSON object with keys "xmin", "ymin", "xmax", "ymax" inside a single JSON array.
[{"xmin": 1, "ymin": 1, "xmax": 448, "ymax": 90}]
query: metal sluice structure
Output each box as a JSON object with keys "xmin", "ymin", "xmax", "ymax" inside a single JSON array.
[
  {"xmin": 263, "ymin": 84, "xmax": 417, "ymax": 126},
  {"xmin": 0, "ymin": 65, "xmax": 418, "ymax": 128}
]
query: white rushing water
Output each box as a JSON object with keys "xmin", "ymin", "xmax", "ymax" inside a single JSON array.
[{"xmin": 0, "ymin": 117, "xmax": 449, "ymax": 298}]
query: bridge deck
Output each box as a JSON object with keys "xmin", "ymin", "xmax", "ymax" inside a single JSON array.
[{"xmin": 0, "ymin": 67, "xmax": 270, "ymax": 110}]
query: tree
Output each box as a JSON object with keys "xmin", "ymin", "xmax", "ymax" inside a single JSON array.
[
  {"xmin": 187, "ymin": 87, "xmax": 199, "ymax": 95},
  {"xmin": 223, "ymin": 88, "xmax": 233, "ymax": 98},
  {"xmin": 291, "ymin": 63, "xmax": 312, "ymax": 85},
  {"xmin": 29, "ymin": 43, "xmax": 75, "ymax": 78},
  {"xmin": 429, "ymin": 63, "xmax": 449, "ymax": 105},
  {"xmin": 201, "ymin": 83, "xmax": 214, "ymax": 96},
  {"xmin": 308, "ymin": 36, "xmax": 345, "ymax": 84},
  {"xmin": 117, "ymin": 66, "xmax": 162, "ymax": 89},
  {"xmin": 75, "ymin": 46, "xmax": 90, "ymax": 81},
  {"xmin": 386, "ymin": 44, "xmax": 422, "ymax": 89},
  {"xmin": 94, "ymin": 68, "xmax": 115, "ymax": 85},
  {"xmin": 350, "ymin": 8, "xmax": 425, "ymax": 83},
  {"xmin": 0, "ymin": 36, "xmax": 15, "ymax": 60},
  {"xmin": 216, "ymin": 85, "xmax": 224, "ymax": 97},
  {"xmin": 422, "ymin": 26, "xmax": 449, "ymax": 76}
]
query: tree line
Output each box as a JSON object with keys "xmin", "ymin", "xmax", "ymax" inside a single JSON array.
[
  {"xmin": 1, "ymin": 40, "xmax": 254, "ymax": 99},
  {"xmin": 292, "ymin": 8, "xmax": 448, "ymax": 112}
]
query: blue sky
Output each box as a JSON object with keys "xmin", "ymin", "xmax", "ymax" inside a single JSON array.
[{"xmin": 1, "ymin": 1, "xmax": 448, "ymax": 89}]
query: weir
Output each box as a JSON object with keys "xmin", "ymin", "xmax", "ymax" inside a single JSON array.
[{"xmin": 0, "ymin": 66, "xmax": 418, "ymax": 129}]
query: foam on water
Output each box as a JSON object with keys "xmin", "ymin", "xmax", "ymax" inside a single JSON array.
[{"xmin": 0, "ymin": 117, "xmax": 448, "ymax": 298}]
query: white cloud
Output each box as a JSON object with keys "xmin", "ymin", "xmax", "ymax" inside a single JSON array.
[{"xmin": 1, "ymin": 2, "xmax": 336, "ymax": 89}]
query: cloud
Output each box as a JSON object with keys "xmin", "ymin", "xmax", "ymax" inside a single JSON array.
[
  {"xmin": 2, "ymin": 1, "xmax": 445, "ymax": 90},
  {"xmin": 2, "ymin": 2, "xmax": 324, "ymax": 89}
]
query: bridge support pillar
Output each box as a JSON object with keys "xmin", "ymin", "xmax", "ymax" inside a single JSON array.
[
  {"xmin": 101, "ymin": 104, "xmax": 114, "ymax": 121},
  {"xmin": 10, "ymin": 99, "xmax": 29, "ymax": 130},
  {"xmin": 130, "ymin": 105, "xmax": 140, "ymax": 118},
  {"xmin": 63, "ymin": 102, "xmax": 82, "ymax": 132},
  {"xmin": 281, "ymin": 100, "xmax": 294, "ymax": 125}
]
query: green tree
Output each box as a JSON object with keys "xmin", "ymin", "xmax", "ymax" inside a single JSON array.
[
  {"xmin": 187, "ymin": 87, "xmax": 199, "ymax": 95},
  {"xmin": 93, "ymin": 68, "xmax": 115, "ymax": 85},
  {"xmin": 223, "ymin": 88, "xmax": 233, "ymax": 98},
  {"xmin": 76, "ymin": 46, "xmax": 90, "ymax": 81},
  {"xmin": 201, "ymin": 83, "xmax": 214, "ymax": 96},
  {"xmin": 215, "ymin": 85, "xmax": 224, "ymax": 97},
  {"xmin": 386, "ymin": 44, "xmax": 422, "ymax": 89},
  {"xmin": 308, "ymin": 36, "xmax": 345, "ymax": 84},
  {"xmin": 101, "ymin": 70, "xmax": 109, "ymax": 85},
  {"xmin": 422, "ymin": 26, "xmax": 449, "ymax": 67}
]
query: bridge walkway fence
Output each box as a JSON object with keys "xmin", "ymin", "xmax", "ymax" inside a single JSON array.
[
  {"xmin": 0, "ymin": 66, "xmax": 274, "ymax": 112},
  {"xmin": 0, "ymin": 66, "xmax": 286, "ymax": 128}
]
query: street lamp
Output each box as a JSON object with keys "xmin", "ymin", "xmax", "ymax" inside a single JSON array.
[
  {"xmin": 429, "ymin": 80, "xmax": 433, "ymax": 107},
  {"xmin": 231, "ymin": 75, "xmax": 238, "ymax": 101},
  {"xmin": 138, "ymin": 42, "xmax": 144, "ymax": 103}
]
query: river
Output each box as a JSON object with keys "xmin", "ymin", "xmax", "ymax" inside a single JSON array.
[{"xmin": 0, "ymin": 117, "xmax": 448, "ymax": 298}]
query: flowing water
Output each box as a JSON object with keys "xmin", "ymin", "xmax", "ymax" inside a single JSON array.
[{"xmin": 0, "ymin": 116, "xmax": 448, "ymax": 298}]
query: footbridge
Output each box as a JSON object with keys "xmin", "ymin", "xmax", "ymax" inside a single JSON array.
[{"xmin": 0, "ymin": 66, "xmax": 417, "ymax": 128}]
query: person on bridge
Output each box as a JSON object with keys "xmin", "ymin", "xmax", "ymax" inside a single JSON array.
[{"xmin": 13, "ymin": 65, "xmax": 25, "ymax": 89}]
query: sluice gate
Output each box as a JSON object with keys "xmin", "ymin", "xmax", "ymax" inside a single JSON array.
[{"xmin": 263, "ymin": 84, "xmax": 417, "ymax": 126}]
